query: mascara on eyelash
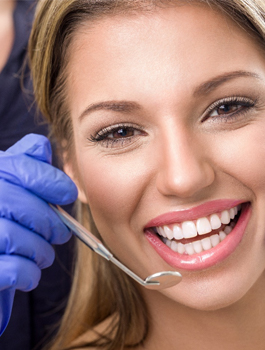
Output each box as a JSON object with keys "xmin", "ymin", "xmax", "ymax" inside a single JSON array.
[
  {"xmin": 202, "ymin": 96, "xmax": 256, "ymax": 122},
  {"xmin": 207, "ymin": 96, "xmax": 255, "ymax": 112},
  {"xmin": 88, "ymin": 124, "xmax": 143, "ymax": 143}
]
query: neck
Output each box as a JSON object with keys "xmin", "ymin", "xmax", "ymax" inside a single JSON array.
[{"xmin": 140, "ymin": 272, "xmax": 265, "ymax": 350}]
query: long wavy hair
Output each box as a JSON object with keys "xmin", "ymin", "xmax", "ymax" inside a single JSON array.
[{"xmin": 28, "ymin": 0, "xmax": 265, "ymax": 349}]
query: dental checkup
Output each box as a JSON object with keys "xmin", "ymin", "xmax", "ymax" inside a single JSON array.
[{"xmin": 1, "ymin": 0, "xmax": 265, "ymax": 349}]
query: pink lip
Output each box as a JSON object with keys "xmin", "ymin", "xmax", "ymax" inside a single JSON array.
[
  {"xmin": 144, "ymin": 200, "xmax": 251, "ymax": 271},
  {"xmin": 144, "ymin": 199, "xmax": 243, "ymax": 228}
]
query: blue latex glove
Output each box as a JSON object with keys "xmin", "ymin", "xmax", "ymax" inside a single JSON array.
[{"xmin": 0, "ymin": 134, "xmax": 78, "ymax": 335}]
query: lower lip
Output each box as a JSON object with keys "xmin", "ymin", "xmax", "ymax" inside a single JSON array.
[{"xmin": 145, "ymin": 203, "xmax": 251, "ymax": 271}]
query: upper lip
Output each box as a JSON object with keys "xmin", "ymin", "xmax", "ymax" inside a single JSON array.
[{"xmin": 144, "ymin": 199, "xmax": 245, "ymax": 229}]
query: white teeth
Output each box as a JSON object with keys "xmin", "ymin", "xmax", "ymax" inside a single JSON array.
[
  {"xmin": 219, "ymin": 231, "xmax": 227, "ymax": 241},
  {"xmin": 164, "ymin": 230, "xmax": 229, "ymax": 255},
  {"xmin": 156, "ymin": 204, "xmax": 241, "ymax": 255},
  {"xmin": 220, "ymin": 210, "xmax": 230, "ymax": 224},
  {"xmin": 196, "ymin": 217, "xmax": 212, "ymax": 235},
  {"xmin": 182, "ymin": 221, "xmax": 197, "ymax": 239},
  {"xmin": 164, "ymin": 226, "xmax": 174, "ymax": 240},
  {"xmin": 173, "ymin": 225, "xmax": 183, "ymax": 240},
  {"xmin": 171, "ymin": 240, "xmax": 178, "ymax": 252},
  {"xmin": 177, "ymin": 242, "xmax": 185, "ymax": 254},
  {"xmin": 192, "ymin": 240, "xmax": 203, "ymax": 254},
  {"xmin": 229, "ymin": 208, "xmax": 235, "ymax": 219},
  {"xmin": 185, "ymin": 243, "xmax": 195, "ymax": 255},
  {"xmin": 210, "ymin": 214, "xmax": 221, "ymax": 230},
  {"xmin": 166, "ymin": 239, "xmax": 171, "ymax": 248},
  {"xmin": 157, "ymin": 227, "xmax": 165, "ymax": 237},
  {"xmin": 210, "ymin": 234, "xmax": 220, "ymax": 247},
  {"xmin": 201, "ymin": 237, "xmax": 212, "ymax": 251}
]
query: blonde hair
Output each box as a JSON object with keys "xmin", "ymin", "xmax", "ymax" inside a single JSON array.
[{"xmin": 28, "ymin": 0, "xmax": 265, "ymax": 349}]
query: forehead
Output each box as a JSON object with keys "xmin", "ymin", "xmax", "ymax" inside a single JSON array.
[
  {"xmin": 68, "ymin": 2, "xmax": 261, "ymax": 55},
  {"xmin": 66, "ymin": 4, "xmax": 265, "ymax": 117}
]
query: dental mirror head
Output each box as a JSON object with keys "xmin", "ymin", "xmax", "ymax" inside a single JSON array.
[
  {"xmin": 144, "ymin": 271, "xmax": 182, "ymax": 289},
  {"xmin": 50, "ymin": 205, "xmax": 182, "ymax": 290}
]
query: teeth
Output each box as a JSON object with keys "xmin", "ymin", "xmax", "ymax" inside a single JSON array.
[
  {"xmin": 157, "ymin": 227, "xmax": 165, "ymax": 237},
  {"xmin": 196, "ymin": 217, "xmax": 212, "ymax": 235},
  {"xmin": 157, "ymin": 205, "xmax": 240, "ymax": 241},
  {"xmin": 192, "ymin": 240, "xmax": 203, "ymax": 254},
  {"xmin": 219, "ymin": 231, "xmax": 227, "ymax": 241},
  {"xmin": 163, "ymin": 230, "xmax": 228, "ymax": 255},
  {"xmin": 229, "ymin": 208, "xmax": 235, "ymax": 219},
  {"xmin": 201, "ymin": 237, "xmax": 211, "ymax": 251},
  {"xmin": 182, "ymin": 221, "xmax": 197, "ymax": 239},
  {"xmin": 177, "ymin": 242, "xmax": 185, "ymax": 254},
  {"xmin": 230, "ymin": 221, "xmax": 236, "ymax": 228},
  {"xmin": 210, "ymin": 214, "xmax": 221, "ymax": 230},
  {"xmin": 220, "ymin": 210, "xmax": 230, "ymax": 224},
  {"xmin": 155, "ymin": 204, "xmax": 241, "ymax": 256},
  {"xmin": 164, "ymin": 226, "xmax": 174, "ymax": 240},
  {"xmin": 173, "ymin": 225, "xmax": 183, "ymax": 240},
  {"xmin": 165, "ymin": 239, "xmax": 171, "ymax": 248},
  {"xmin": 171, "ymin": 240, "xmax": 178, "ymax": 252},
  {"xmin": 185, "ymin": 243, "xmax": 195, "ymax": 255},
  {"xmin": 210, "ymin": 233, "xmax": 220, "ymax": 247},
  {"xmin": 224, "ymin": 225, "xmax": 232, "ymax": 234}
]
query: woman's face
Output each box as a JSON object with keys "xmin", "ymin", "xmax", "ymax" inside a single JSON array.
[{"xmin": 66, "ymin": 4, "xmax": 265, "ymax": 310}]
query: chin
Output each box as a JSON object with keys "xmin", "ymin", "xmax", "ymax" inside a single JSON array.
[{"xmin": 162, "ymin": 267, "xmax": 260, "ymax": 312}]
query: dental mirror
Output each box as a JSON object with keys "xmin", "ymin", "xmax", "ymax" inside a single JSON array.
[{"xmin": 50, "ymin": 205, "xmax": 182, "ymax": 290}]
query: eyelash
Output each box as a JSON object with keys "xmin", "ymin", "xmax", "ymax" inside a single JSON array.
[
  {"xmin": 202, "ymin": 96, "xmax": 256, "ymax": 122},
  {"xmin": 88, "ymin": 123, "xmax": 144, "ymax": 148}
]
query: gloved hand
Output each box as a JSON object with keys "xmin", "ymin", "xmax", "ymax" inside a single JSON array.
[{"xmin": 0, "ymin": 134, "xmax": 78, "ymax": 335}]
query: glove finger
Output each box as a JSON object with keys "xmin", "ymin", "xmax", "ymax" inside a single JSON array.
[
  {"xmin": 0, "ymin": 289, "xmax": 15, "ymax": 336},
  {"xmin": 0, "ymin": 255, "xmax": 41, "ymax": 292},
  {"xmin": 0, "ymin": 181, "xmax": 72, "ymax": 244},
  {"xmin": 0, "ymin": 155, "xmax": 77, "ymax": 205},
  {"xmin": 5, "ymin": 133, "xmax": 52, "ymax": 164},
  {"xmin": 0, "ymin": 218, "xmax": 55, "ymax": 269}
]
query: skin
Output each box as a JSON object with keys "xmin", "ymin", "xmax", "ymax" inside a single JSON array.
[
  {"xmin": 0, "ymin": 0, "xmax": 15, "ymax": 72},
  {"xmin": 65, "ymin": 4, "xmax": 265, "ymax": 349}
]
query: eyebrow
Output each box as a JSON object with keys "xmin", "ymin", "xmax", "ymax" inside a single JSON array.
[
  {"xmin": 193, "ymin": 70, "xmax": 261, "ymax": 97},
  {"xmin": 79, "ymin": 70, "xmax": 261, "ymax": 121},
  {"xmin": 79, "ymin": 100, "xmax": 141, "ymax": 121}
]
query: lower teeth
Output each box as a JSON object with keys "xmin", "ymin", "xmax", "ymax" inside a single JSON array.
[{"xmin": 162, "ymin": 225, "xmax": 232, "ymax": 256}]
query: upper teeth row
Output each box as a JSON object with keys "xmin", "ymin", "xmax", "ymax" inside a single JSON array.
[{"xmin": 156, "ymin": 205, "xmax": 241, "ymax": 241}]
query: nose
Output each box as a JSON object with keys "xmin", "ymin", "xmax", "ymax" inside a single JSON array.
[{"xmin": 155, "ymin": 128, "xmax": 215, "ymax": 199}]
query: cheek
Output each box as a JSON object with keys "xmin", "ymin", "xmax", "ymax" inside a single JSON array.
[
  {"xmin": 76, "ymin": 151, "xmax": 150, "ymax": 233},
  {"xmin": 212, "ymin": 123, "xmax": 265, "ymax": 193}
]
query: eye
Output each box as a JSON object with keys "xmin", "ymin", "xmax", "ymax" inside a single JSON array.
[
  {"xmin": 88, "ymin": 123, "xmax": 145, "ymax": 148},
  {"xmin": 209, "ymin": 103, "xmax": 244, "ymax": 117},
  {"xmin": 106, "ymin": 127, "xmax": 136, "ymax": 139},
  {"xmin": 202, "ymin": 96, "xmax": 255, "ymax": 122}
]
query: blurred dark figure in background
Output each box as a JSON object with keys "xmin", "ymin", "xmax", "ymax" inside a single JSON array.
[{"xmin": 0, "ymin": 1, "xmax": 75, "ymax": 349}]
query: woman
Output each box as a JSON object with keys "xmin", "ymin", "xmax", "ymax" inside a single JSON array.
[{"xmin": 14, "ymin": 0, "xmax": 265, "ymax": 348}]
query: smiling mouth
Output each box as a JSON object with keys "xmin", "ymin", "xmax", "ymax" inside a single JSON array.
[{"xmin": 151, "ymin": 204, "xmax": 242, "ymax": 256}]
